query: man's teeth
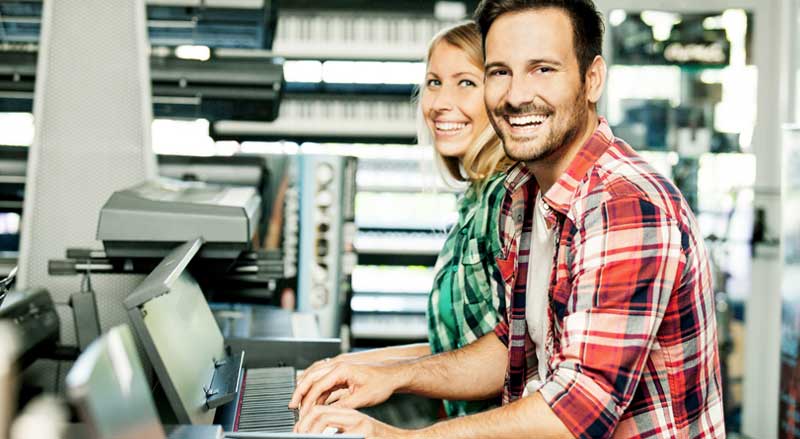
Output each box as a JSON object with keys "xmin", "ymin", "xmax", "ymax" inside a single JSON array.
[
  {"xmin": 508, "ymin": 114, "xmax": 548, "ymax": 126},
  {"xmin": 435, "ymin": 122, "xmax": 467, "ymax": 131}
]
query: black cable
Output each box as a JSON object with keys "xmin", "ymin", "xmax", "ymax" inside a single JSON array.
[{"xmin": 55, "ymin": 359, "xmax": 61, "ymax": 394}]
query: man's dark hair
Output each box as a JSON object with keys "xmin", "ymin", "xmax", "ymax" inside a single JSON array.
[{"xmin": 474, "ymin": 0, "xmax": 605, "ymax": 78}]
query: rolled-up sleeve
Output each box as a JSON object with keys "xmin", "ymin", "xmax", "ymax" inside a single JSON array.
[{"xmin": 538, "ymin": 197, "xmax": 685, "ymax": 439}]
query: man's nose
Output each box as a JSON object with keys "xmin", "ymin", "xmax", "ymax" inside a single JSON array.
[{"xmin": 504, "ymin": 74, "xmax": 535, "ymax": 110}]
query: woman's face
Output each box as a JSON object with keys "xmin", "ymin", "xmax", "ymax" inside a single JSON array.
[{"xmin": 421, "ymin": 42, "xmax": 490, "ymax": 158}]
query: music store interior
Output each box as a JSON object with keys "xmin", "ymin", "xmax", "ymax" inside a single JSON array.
[{"xmin": 0, "ymin": 0, "xmax": 799, "ymax": 438}]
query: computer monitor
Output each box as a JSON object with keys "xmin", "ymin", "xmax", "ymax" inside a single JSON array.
[
  {"xmin": 0, "ymin": 321, "xmax": 18, "ymax": 436},
  {"xmin": 66, "ymin": 324, "xmax": 166, "ymax": 439},
  {"xmin": 124, "ymin": 237, "xmax": 227, "ymax": 425}
]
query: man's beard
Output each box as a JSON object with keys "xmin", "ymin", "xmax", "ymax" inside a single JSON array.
[{"xmin": 490, "ymin": 89, "xmax": 588, "ymax": 163}]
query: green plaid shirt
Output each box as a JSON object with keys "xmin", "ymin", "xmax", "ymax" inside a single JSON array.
[{"xmin": 427, "ymin": 172, "xmax": 507, "ymax": 417}]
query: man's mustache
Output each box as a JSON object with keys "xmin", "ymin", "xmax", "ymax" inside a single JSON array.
[{"xmin": 492, "ymin": 102, "xmax": 552, "ymax": 118}]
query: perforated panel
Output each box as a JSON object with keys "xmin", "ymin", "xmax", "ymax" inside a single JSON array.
[{"xmin": 17, "ymin": 0, "xmax": 156, "ymax": 391}]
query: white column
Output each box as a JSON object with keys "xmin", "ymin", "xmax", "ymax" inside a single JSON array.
[
  {"xmin": 18, "ymin": 0, "xmax": 156, "ymax": 390},
  {"xmin": 742, "ymin": 0, "xmax": 790, "ymax": 436}
]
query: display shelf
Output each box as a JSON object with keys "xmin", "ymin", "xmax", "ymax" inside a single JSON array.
[{"xmin": 350, "ymin": 312, "xmax": 429, "ymax": 341}]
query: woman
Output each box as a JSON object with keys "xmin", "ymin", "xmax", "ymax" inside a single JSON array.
[{"xmin": 304, "ymin": 21, "xmax": 513, "ymax": 418}]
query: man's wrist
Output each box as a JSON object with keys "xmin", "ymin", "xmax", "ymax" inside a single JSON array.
[
  {"xmin": 400, "ymin": 423, "xmax": 440, "ymax": 439},
  {"xmin": 384, "ymin": 360, "xmax": 416, "ymax": 394}
]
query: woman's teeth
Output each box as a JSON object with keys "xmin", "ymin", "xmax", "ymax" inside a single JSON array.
[{"xmin": 435, "ymin": 122, "xmax": 468, "ymax": 131}]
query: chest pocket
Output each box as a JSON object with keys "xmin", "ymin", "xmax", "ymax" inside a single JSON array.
[{"xmin": 460, "ymin": 237, "xmax": 495, "ymax": 305}]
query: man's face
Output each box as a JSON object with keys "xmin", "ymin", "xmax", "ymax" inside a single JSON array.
[{"xmin": 484, "ymin": 8, "xmax": 589, "ymax": 162}]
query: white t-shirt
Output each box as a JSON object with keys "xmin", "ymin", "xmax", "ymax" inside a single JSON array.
[{"xmin": 524, "ymin": 191, "xmax": 556, "ymax": 395}]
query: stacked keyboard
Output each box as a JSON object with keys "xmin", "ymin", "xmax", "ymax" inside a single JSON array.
[{"xmin": 235, "ymin": 367, "xmax": 298, "ymax": 433}]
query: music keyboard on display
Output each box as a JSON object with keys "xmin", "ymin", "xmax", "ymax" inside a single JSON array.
[
  {"xmin": 124, "ymin": 238, "xmax": 361, "ymax": 438},
  {"xmin": 234, "ymin": 367, "xmax": 297, "ymax": 433},
  {"xmin": 354, "ymin": 230, "xmax": 445, "ymax": 256}
]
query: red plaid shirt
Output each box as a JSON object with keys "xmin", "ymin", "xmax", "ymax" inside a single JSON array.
[{"xmin": 493, "ymin": 118, "xmax": 725, "ymax": 438}]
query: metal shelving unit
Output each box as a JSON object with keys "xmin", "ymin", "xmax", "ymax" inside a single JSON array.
[{"xmin": 350, "ymin": 152, "xmax": 457, "ymax": 346}]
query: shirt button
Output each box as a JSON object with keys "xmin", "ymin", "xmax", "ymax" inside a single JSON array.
[
  {"xmin": 460, "ymin": 228, "xmax": 468, "ymax": 235},
  {"xmin": 542, "ymin": 203, "xmax": 551, "ymax": 211},
  {"xmin": 451, "ymin": 265, "xmax": 459, "ymax": 273}
]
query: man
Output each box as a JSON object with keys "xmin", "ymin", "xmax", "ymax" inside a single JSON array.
[{"xmin": 289, "ymin": 1, "xmax": 725, "ymax": 437}]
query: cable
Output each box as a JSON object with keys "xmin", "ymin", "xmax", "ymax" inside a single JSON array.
[
  {"xmin": 79, "ymin": 257, "xmax": 94, "ymax": 294},
  {"xmin": 54, "ymin": 359, "xmax": 61, "ymax": 394}
]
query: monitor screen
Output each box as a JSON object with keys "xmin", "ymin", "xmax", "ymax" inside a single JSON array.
[{"xmin": 66, "ymin": 325, "xmax": 166, "ymax": 439}]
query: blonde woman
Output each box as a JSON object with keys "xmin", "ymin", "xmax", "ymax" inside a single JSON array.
[{"xmin": 296, "ymin": 22, "xmax": 513, "ymax": 418}]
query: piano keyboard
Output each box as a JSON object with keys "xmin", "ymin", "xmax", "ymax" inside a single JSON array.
[
  {"xmin": 235, "ymin": 367, "xmax": 298, "ymax": 433},
  {"xmin": 274, "ymin": 13, "xmax": 452, "ymax": 59}
]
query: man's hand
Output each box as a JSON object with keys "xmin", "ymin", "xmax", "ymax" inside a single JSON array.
[
  {"xmin": 288, "ymin": 362, "xmax": 404, "ymax": 419},
  {"xmin": 294, "ymin": 406, "xmax": 409, "ymax": 438},
  {"xmin": 301, "ymin": 356, "xmax": 347, "ymax": 383},
  {"xmin": 302, "ymin": 343, "xmax": 431, "ymax": 379}
]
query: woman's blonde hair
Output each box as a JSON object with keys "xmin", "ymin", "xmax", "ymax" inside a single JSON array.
[{"xmin": 417, "ymin": 22, "xmax": 514, "ymax": 188}]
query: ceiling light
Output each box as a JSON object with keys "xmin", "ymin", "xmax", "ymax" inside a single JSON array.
[{"xmin": 174, "ymin": 45, "xmax": 211, "ymax": 61}]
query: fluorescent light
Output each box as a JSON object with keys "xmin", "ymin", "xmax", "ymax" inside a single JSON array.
[
  {"xmin": 151, "ymin": 118, "xmax": 215, "ymax": 155},
  {"xmin": 213, "ymin": 141, "xmax": 240, "ymax": 156},
  {"xmin": 283, "ymin": 60, "xmax": 323, "ymax": 83},
  {"xmin": 703, "ymin": 15, "xmax": 725, "ymax": 30},
  {"xmin": 609, "ymin": 10, "xmax": 627, "ymax": 27},
  {"xmin": 0, "ymin": 113, "xmax": 34, "ymax": 146},
  {"xmin": 382, "ymin": 62, "xmax": 427, "ymax": 85},
  {"xmin": 0, "ymin": 213, "xmax": 20, "ymax": 235},
  {"xmin": 240, "ymin": 141, "xmax": 300, "ymax": 155},
  {"xmin": 322, "ymin": 61, "xmax": 425, "ymax": 85},
  {"xmin": 174, "ymin": 45, "xmax": 211, "ymax": 61},
  {"xmin": 434, "ymin": 1, "xmax": 467, "ymax": 21},
  {"xmin": 641, "ymin": 11, "xmax": 681, "ymax": 42},
  {"xmin": 323, "ymin": 61, "xmax": 384, "ymax": 84},
  {"xmin": 282, "ymin": 59, "xmax": 425, "ymax": 85},
  {"xmin": 700, "ymin": 69, "xmax": 724, "ymax": 84}
]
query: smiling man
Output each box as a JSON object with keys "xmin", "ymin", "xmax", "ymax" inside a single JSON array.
[{"xmin": 289, "ymin": 1, "xmax": 725, "ymax": 437}]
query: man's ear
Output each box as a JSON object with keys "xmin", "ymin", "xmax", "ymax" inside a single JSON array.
[{"xmin": 584, "ymin": 55, "xmax": 606, "ymax": 105}]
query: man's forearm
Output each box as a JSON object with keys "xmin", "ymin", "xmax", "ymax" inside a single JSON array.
[
  {"xmin": 343, "ymin": 343, "xmax": 431, "ymax": 364},
  {"xmin": 391, "ymin": 332, "xmax": 507, "ymax": 401},
  {"xmin": 408, "ymin": 392, "xmax": 574, "ymax": 439}
]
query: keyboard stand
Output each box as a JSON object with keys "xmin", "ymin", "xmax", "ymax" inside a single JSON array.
[{"xmin": 205, "ymin": 350, "xmax": 245, "ymax": 410}]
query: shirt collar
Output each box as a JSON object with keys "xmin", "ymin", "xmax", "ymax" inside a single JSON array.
[
  {"xmin": 502, "ymin": 118, "xmax": 614, "ymax": 216},
  {"xmin": 542, "ymin": 117, "xmax": 613, "ymax": 216},
  {"xmin": 503, "ymin": 161, "xmax": 535, "ymax": 193}
]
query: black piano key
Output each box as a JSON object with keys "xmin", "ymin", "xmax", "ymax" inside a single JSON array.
[{"xmin": 236, "ymin": 366, "xmax": 299, "ymax": 433}]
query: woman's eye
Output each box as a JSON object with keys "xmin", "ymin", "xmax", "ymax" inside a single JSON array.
[
  {"xmin": 426, "ymin": 79, "xmax": 441, "ymax": 87},
  {"xmin": 459, "ymin": 79, "xmax": 476, "ymax": 87}
]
